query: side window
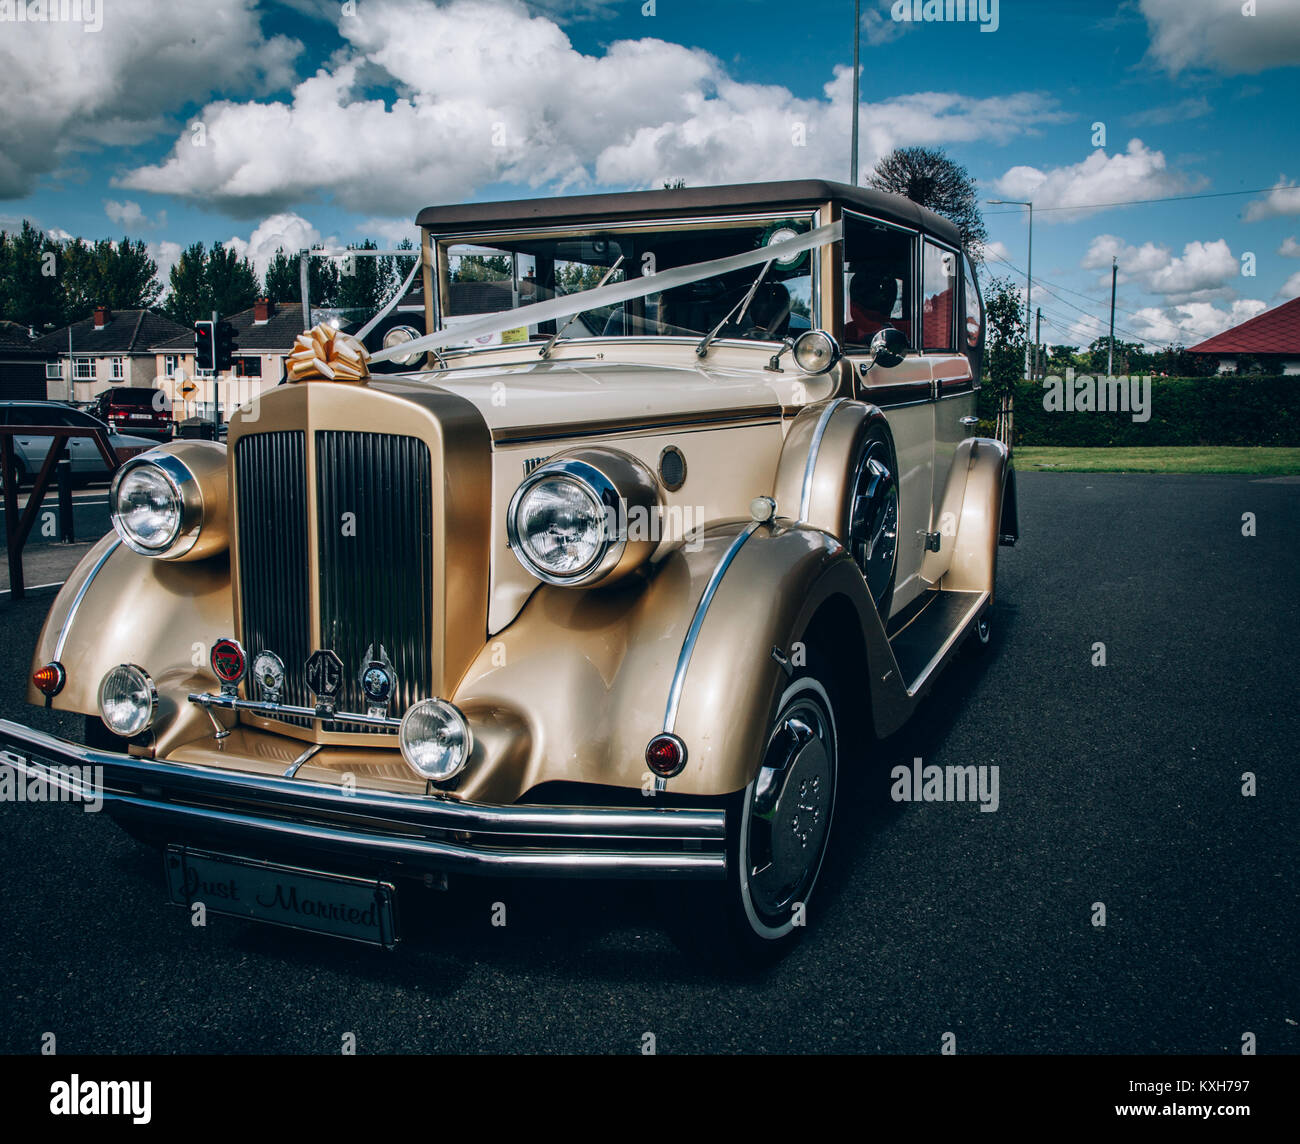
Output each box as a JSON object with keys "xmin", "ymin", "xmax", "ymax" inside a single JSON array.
[
  {"xmin": 963, "ymin": 256, "xmax": 983, "ymax": 349},
  {"xmin": 922, "ymin": 241, "xmax": 957, "ymax": 352},
  {"xmin": 843, "ymin": 213, "xmax": 915, "ymax": 351}
]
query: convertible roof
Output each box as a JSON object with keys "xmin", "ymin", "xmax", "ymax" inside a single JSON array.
[{"xmin": 417, "ymin": 180, "xmax": 964, "ymax": 249}]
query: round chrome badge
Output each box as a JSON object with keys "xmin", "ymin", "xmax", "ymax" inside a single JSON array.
[
  {"xmin": 210, "ymin": 638, "xmax": 247, "ymax": 686},
  {"xmin": 251, "ymin": 650, "xmax": 286, "ymax": 703}
]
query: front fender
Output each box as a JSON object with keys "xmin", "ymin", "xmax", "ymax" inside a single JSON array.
[
  {"xmin": 454, "ymin": 519, "xmax": 907, "ymax": 802},
  {"xmin": 27, "ymin": 535, "xmax": 232, "ymax": 748}
]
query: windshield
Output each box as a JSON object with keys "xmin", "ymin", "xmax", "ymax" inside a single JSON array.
[{"xmin": 436, "ymin": 215, "xmax": 817, "ymax": 348}]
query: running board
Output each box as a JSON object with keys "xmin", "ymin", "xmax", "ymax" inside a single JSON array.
[{"xmin": 886, "ymin": 588, "xmax": 988, "ymax": 696}]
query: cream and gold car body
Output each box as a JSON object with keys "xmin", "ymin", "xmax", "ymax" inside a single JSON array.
[{"xmin": 3, "ymin": 181, "xmax": 1018, "ymax": 948}]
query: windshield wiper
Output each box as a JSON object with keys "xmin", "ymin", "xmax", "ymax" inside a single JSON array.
[
  {"xmin": 539, "ymin": 255, "xmax": 625, "ymax": 359},
  {"xmin": 695, "ymin": 259, "xmax": 772, "ymax": 359}
]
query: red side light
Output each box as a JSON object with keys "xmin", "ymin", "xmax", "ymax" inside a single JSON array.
[
  {"xmin": 645, "ymin": 733, "xmax": 687, "ymax": 778},
  {"xmin": 33, "ymin": 662, "xmax": 66, "ymax": 697}
]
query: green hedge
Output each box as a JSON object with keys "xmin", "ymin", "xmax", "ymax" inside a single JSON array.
[{"xmin": 975, "ymin": 375, "xmax": 1300, "ymax": 447}]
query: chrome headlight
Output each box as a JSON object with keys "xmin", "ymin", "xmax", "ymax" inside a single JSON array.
[
  {"xmin": 792, "ymin": 329, "xmax": 842, "ymax": 375},
  {"xmin": 381, "ymin": 324, "xmax": 423, "ymax": 367},
  {"xmin": 506, "ymin": 451, "xmax": 661, "ymax": 588},
  {"xmin": 109, "ymin": 446, "xmax": 227, "ymax": 560},
  {"xmin": 399, "ymin": 698, "xmax": 473, "ymax": 781},
  {"xmin": 98, "ymin": 664, "xmax": 158, "ymax": 738}
]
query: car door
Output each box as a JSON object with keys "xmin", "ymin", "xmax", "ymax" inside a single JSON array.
[
  {"xmin": 6, "ymin": 404, "xmax": 59, "ymax": 475},
  {"xmin": 61, "ymin": 408, "xmax": 114, "ymax": 474},
  {"xmin": 842, "ymin": 211, "xmax": 934, "ymax": 616},
  {"xmin": 919, "ymin": 240, "xmax": 976, "ymax": 587}
]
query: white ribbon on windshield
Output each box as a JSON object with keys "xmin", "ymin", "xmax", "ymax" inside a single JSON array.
[
  {"xmin": 369, "ymin": 218, "xmax": 843, "ymax": 363},
  {"xmin": 354, "ymin": 250, "xmax": 423, "ymax": 342}
]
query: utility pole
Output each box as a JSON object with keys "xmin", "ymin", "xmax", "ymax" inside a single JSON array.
[
  {"xmin": 1107, "ymin": 256, "xmax": 1117, "ymax": 377},
  {"xmin": 1035, "ymin": 308, "xmax": 1042, "ymax": 380},
  {"xmin": 850, "ymin": 0, "xmax": 860, "ymax": 185}
]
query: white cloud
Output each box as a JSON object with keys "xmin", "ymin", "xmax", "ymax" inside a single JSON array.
[
  {"xmin": 1244, "ymin": 179, "xmax": 1300, "ymax": 222},
  {"xmin": 104, "ymin": 200, "xmax": 166, "ymax": 231},
  {"xmin": 359, "ymin": 217, "xmax": 421, "ymax": 247},
  {"xmin": 147, "ymin": 240, "xmax": 184, "ymax": 298},
  {"xmin": 1140, "ymin": 0, "xmax": 1300, "ymax": 75},
  {"xmin": 994, "ymin": 139, "xmax": 1195, "ymax": 221},
  {"xmin": 1278, "ymin": 271, "xmax": 1300, "ymax": 300},
  {"xmin": 223, "ymin": 213, "xmax": 333, "ymax": 278},
  {"xmin": 1082, "ymin": 234, "xmax": 1240, "ymax": 303},
  {"xmin": 1280, "ymin": 236, "xmax": 1300, "ymax": 258},
  {"xmin": 1123, "ymin": 96, "xmax": 1211, "ymax": 127},
  {"xmin": 1126, "ymin": 299, "xmax": 1268, "ymax": 345},
  {"xmin": 118, "ymin": 0, "xmax": 1064, "ymax": 217},
  {"xmin": 0, "ymin": 0, "xmax": 301, "ymax": 198}
]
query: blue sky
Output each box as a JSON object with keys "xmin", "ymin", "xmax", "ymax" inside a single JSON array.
[{"xmin": 2, "ymin": 0, "xmax": 1298, "ymax": 347}]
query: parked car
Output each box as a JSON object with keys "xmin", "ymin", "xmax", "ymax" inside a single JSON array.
[
  {"xmin": 0, "ymin": 401, "xmax": 157, "ymax": 489},
  {"xmin": 89, "ymin": 386, "xmax": 174, "ymax": 442},
  {"xmin": 2, "ymin": 180, "xmax": 1018, "ymax": 961}
]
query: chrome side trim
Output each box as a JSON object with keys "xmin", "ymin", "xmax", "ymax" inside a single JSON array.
[
  {"xmin": 53, "ymin": 539, "xmax": 121, "ymax": 661},
  {"xmin": 663, "ymin": 521, "xmax": 762, "ymax": 737},
  {"xmin": 798, "ymin": 397, "xmax": 846, "ymax": 522}
]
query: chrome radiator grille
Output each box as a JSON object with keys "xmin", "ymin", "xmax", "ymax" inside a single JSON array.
[
  {"xmin": 315, "ymin": 431, "xmax": 434, "ymax": 732},
  {"xmin": 234, "ymin": 429, "xmax": 434, "ymax": 735},
  {"xmin": 235, "ymin": 431, "xmax": 311, "ymax": 725}
]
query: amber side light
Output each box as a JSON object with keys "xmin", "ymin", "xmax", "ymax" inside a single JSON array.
[{"xmin": 33, "ymin": 662, "xmax": 66, "ymax": 697}]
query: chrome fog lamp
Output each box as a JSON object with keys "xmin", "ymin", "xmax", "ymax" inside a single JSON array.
[
  {"xmin": 399, "ymin": 698, "xmax": 474, "ymax": 781},
  {"xmin": 792, "ymin": 329, "xmax": 842, "ymax": 375},
  {"xmin": 98, "ymin": 664, "xmax": 158, "ymax": 738},
  {"xmin": 381, "ymin": 324, "xmax": 424, "ymax": 367}
]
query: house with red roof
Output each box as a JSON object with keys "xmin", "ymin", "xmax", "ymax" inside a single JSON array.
[{"xmin": 1190, "ymin": 296, "xmax": 1300, "ymax": 375}]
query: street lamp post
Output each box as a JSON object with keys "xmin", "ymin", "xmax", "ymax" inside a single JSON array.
[{"xmin": 850, "ymin": 0, "xmax": 860, "ymax": 185}]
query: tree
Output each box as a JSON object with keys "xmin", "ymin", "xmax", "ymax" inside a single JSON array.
[
  {"xmin": 60, "ymin": 237, "xmax": 161, "ymax": 318},
  {"xmin": 868, "ymin": 146, "xmax": 988, "ymax": 259},
  {"xmin": 262, "ymin": 246, "xmax": 340, "ymax": 306},
  {"xmin": 0, "ymin": 221, "xmax": 64, "ymax": 329},
  {"xmin": 336, "ymin": 240, "xmax": 386, "ymax": 317},
  {"xmin": 380, "ymin": 239, "xmax": 418, "ymax": 303},
  {"xmin": 163, "ymin": 242, "xmax": 258, "ymax": 327},
  {"xmin": 982, "ymin": 275, "xmax": 1025, "ymax": 446},
  {"xmin": 1047, "ymin": 345, "xmax": 1080, "ymax": 375}
]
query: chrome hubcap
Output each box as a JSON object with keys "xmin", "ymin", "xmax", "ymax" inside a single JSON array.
[
  {"xmin": 849, "ymin": 442, "xmax": 898, "ymax": 611},
  {"xmin": 747, "ymin": 697, "xmax": 834, "ymax": 923}
]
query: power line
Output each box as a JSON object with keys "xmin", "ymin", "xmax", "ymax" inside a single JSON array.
[
  {"xmin": 985, "ymin": 254, "xmax": 1162, "ymax": 346},
  {"xmin": 983, "ymin": 184, "xmax": 1286, "ymax": 216}
]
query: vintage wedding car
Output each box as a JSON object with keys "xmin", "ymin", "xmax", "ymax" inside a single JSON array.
[{"xmin": 2, "ymin": 181, "xmax": 1017, "ymax": 959}]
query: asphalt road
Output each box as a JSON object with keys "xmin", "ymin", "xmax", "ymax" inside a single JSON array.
[{"xmin": 0, "ymin": 472, "xmax": 1296, "ymax": 1054}]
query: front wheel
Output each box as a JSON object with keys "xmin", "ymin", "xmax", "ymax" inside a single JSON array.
[{"xmin": 662, "ymin": 674, "xmax": 839, "ymax": 964}]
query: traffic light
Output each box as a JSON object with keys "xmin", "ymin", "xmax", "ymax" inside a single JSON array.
[
  {"xmin": 214, "ymin": 319, "xmax": 236, "ymax": 372},
  {"xmin": 194, "ymin": 320, "xmax": 214, "ymax": 371},
  {"xmin": 194, "ymin": 318, "xmax": 237, "ymax": 372}
]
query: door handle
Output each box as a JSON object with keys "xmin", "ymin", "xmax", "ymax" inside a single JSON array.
[{"xmin": 959, "ymin": 415, "xmax": 979, "ymax": 427}]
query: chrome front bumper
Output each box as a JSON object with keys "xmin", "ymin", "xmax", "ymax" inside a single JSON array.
[{"xmin": 0, "ymin": 719, "xmax": 727, "ymax": 880}]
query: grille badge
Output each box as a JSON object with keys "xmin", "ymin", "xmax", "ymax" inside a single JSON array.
[
  {"xmin": 360, "ymin": 644, "xmax": 398, "ymax": 719},
  {"xmin": 211, "ymin": 638, "xmax": 247, "ymax": 698},
  {"xmin": 251, "ymin": 650, "xmax": 286, "ymax": 704},
  {"xmin": 305, "ymin": 649, "xmax": 345, "ymax": 717}
]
